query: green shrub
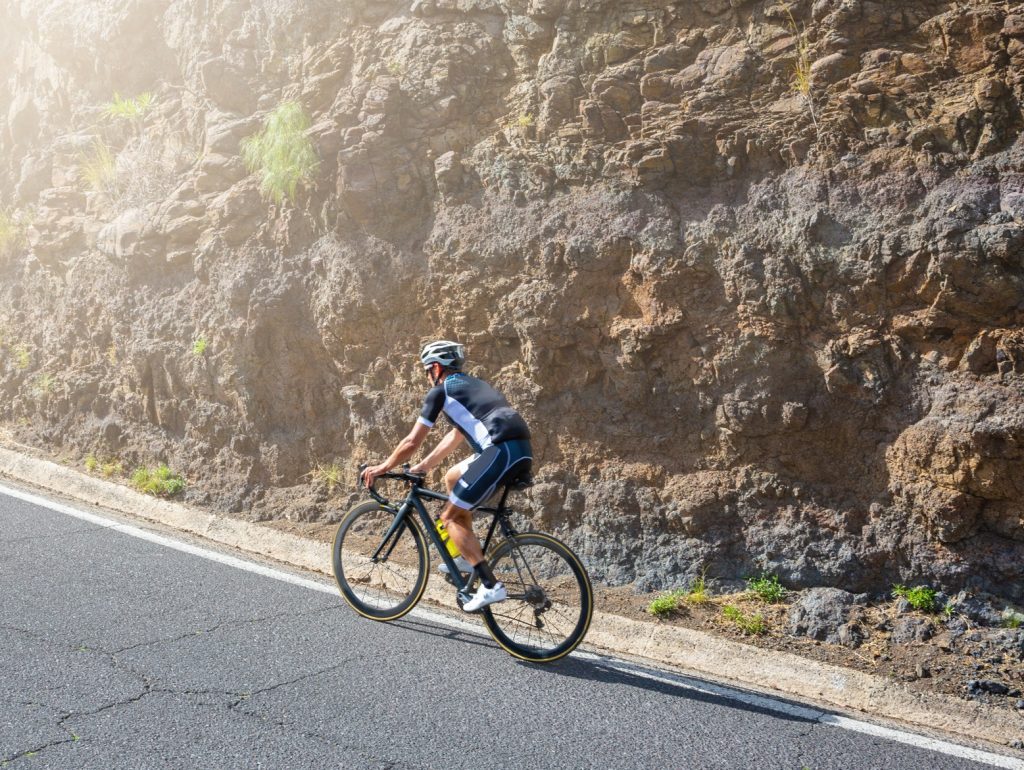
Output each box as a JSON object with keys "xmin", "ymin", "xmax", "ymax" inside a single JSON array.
[
  {"xmin": 683, "ymin": 573, "xmax": 711, "ymax": 606},
  {"xmin": 79, "ymin": 139, "xmax": 118, "ymax": 196},
  {"xmin": 241, "ymin": 101, "xmax": 319, "ymax": 205},
  {"xmin": 13, "ymin": 344, "xmax": 30, "ymax": 370},
  {"xmin": 785, "ymin": 8, "xmax": 818, "ymax": 129},
  {"xmin": 647, "ymin": 589, "xmax": 685, "ymax": 617},
  {"xmin": 131, "ymin": 464, "xmax": 185, "ymax": 496},
  {"xmin": 192, "ymin": 334, "xmax": 209, "ymax": 357},
  {"xmin": 104, "ymin": 92, "xmax": 155, "ymax": 123},
  {"xmin": 102, "ymin": 460, "xmax": 124, "ymax": 478},
  {"xmin": 722, "ymin": 605, "xmax": 768, "ymax": 635},
  {"xmin": 892, "ymin": 584, "xmax": 939, "ymax": 613},
  {"xmin": 310, "ymin": 462, "xmax": 343, "ymax": 493},
  {"xmin": 1002, "ymin": 610, "xmax": 1024, "ymax": 629},
  {"xmin": 34, "ymin": 373, "xmax": 54, "ymax": 395},
  {"xmin": 384, "ymin": 59, "xmax": 406, "ymax": 77},
  {"xmin": 746, "ymin": 573, "xmax": 787, "ymax": 604},
  {"xmin": 86, "ymin": 455, "xmax": 123, "ymax": 477}
]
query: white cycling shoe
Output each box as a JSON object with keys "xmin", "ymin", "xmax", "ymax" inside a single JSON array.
[
  {"xmin": 438, "ymin": 555, "xmax": 475, "ymax": 576},
  {"xmin": 462, "ymin": 581, "xmax": 507, "ymax": 613}
]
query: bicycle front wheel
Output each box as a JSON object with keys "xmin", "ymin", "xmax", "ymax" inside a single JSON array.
[
  {"xmin": 482, "ymin": 532, "xmax": 593, "ymax": 662},
  {"xmin": 332, "ymin": 501, "xmax": 428, "ymax": 621}
]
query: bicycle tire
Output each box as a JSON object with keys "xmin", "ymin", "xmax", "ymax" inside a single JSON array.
[
  {"xmin": 482, "ymin": 532, "xmax": 593, "ymax": 662},
  {"xmin": 332, "ymin": 501, "xmax": 429, "ymax": 621}
]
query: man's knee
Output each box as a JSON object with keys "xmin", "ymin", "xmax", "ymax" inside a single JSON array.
[
  {"xmin": 441, "ymin": 503, "xmax": 470, "ymax": 528},
  {"xmin": 444, "ymin": 465, "xmax": 462, "ymax": 493}
]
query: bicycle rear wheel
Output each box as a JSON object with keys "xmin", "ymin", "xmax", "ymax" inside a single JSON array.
[
  {"xmin": 332, "ymin": 501, "xmax": 428, "ymax": 621},
  {"xmin": 482, "ymin": 532, "xmax": 593, "ymax": 662}
]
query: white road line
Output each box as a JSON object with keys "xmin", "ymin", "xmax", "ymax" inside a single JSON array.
[{"xmin": 2, "ymin": 481, "xmax": 1022, "ymax": 769}]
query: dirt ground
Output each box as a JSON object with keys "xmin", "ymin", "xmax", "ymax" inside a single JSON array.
[{"xmin": 599, "ymin": 585, "xmax": 1024, "ymax": 712}]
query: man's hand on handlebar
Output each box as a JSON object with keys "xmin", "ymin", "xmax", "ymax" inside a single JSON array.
[{"xmin": 360, "ymin": 463, "xmax": 390, "ymax": 488}]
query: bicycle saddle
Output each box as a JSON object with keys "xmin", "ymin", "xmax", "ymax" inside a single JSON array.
[{"xmin": 506, "ymin": 473, "xmax": 534, "ymax": 491}]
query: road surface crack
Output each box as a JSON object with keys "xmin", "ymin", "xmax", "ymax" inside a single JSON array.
[
  {"xmin": 220, "ymin": 657, "xmax": 428, "ymax": 769},
  {"xmin": 107, "ymin": 602, "xmax": 340, "ymax": 655},
  {"xmin": 228, "ymin": 658, "xmax": 362, "ymax": 708},
  {"xmin": 0, "ymin": 701, "xmax": 81, "ymax": 765}
]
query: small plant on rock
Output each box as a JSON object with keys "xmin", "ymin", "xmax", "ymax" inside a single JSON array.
[
  {"xmin": 34, "ymin": 373, "xmax": 54, "ymax": 395},
  {"xmin": 86, "ymin": 455, "xmax": 123, "ymax": 478},
  {"xmin": 786, "ymin": 7, "xmax": 818, "ymax": 130},
  {"xmin": 683, "ymin": 572, "xmax": 712, "ymax": 606},
  {"xmin": 942, "ymin": 601, "xmax": 956, "ymax": 621},
  {"xmin": 0, "ymin": 208, "xmax": 26, "ymax": 258},
  {"xmin": 1002, "ymin": 610, "xmax": 1024, "ymax": 629},
  {"xmin": 722, "ymin": 605, "xmax": 768, "ymax": 636},
  {"xmin": 79, "ymin": 139, "xmax": 118, "ymax": 197},
  {"xmin": 13, "ymin": 344, "xmax": 30, "ymax": 370},
  {"xmin": 104, "ymin": 92, "xmax": 155, "ymax": 127},
  {"xmin": 192, "ymin": 334, "xmax": 209, "ymax": 357},
  {"xmin": 310, "ymin": 462, "xmax": 344, "ymax": 493},
  {"xmin": 131, "ymin": 464, "xmax": 185, "ymax": 497},
  {"xmin": 241, "ymin": 101, "xmax": 320, "ymax": 205},
  {"xmin": 647, "ymin": 589, "xmax": 685, "ymax": 617},
  {"xmin": 102, "ymin": 459, "xmax": 124, "ymax": 478},
  {"xmin": 892, "ymin": 584, "xmax": 939, "ymax": 613},
  {"xmin": 747, "ymin": 573, "xmax": 787, "ymax": 603}
]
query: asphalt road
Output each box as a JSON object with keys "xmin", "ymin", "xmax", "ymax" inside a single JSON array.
[{"xmin": 0, "ymin": 486, "xmax": 1014, "ymax": 769}]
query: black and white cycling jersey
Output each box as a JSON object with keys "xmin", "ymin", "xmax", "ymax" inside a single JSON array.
[{"xmin": 418, "ymin": 372, "xmax": 531, "ymax": 453}]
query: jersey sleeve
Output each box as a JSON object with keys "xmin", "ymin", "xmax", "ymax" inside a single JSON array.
[{"xmin": 418, "ymin": 385, "xmax": 445, "ymax": 428}]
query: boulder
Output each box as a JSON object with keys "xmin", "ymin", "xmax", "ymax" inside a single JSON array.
[
  {"xmin": 16, "ymin": 155, "xmax": 52, "ymax": 202},
  {"xmin": 787, "ymin": 588, "xmax": 857, "ymax": 643},
  {"xmin": 891, "ymin": 616, "xmax": 935, "ymax": 643},
  {"xmin": 96, "ymin": 208, "xmax": 153, "ymax": 261},
  {"xmin": 434, "ymin": 151, "xmax": 464, "ymax": 197}
]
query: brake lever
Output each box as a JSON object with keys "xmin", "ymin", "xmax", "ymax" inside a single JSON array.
[{"xmin": 402, "ymin": 463, "xmax": 426, "ymax": 483}]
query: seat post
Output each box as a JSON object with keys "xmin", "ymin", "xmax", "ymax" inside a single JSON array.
[{"xmin": 496, "ymin": 484, "xmax": 512, "ymax": 511}]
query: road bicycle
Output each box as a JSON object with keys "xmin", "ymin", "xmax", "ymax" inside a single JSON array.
[{"xmin": 331, "ymin": 465, "xmax": 593, "ymax": 662}]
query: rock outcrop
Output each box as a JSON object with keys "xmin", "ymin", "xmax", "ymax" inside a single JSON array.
[{"xmin": 1, "ymin": 0, "xmax": 1023, "ymax": 598}]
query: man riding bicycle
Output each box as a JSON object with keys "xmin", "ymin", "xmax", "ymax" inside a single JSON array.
[{"xmin": 360, "ymin": 340, "xmax": 533, "ymax": 612}]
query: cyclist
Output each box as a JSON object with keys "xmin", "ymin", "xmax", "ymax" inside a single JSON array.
[{"xmin": 360, "ymin": 340, "xmax": 532, "ymax": 612}]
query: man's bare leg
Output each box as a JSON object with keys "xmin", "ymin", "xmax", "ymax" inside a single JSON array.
[{"xmin": 439, "ymin": 501, "xmax": 484, "ymax": 566}]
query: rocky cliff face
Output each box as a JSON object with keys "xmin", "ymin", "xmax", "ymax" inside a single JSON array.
[{"xmin": 2, "ymin": 0, "xmax": 1023, "ymax": 599}]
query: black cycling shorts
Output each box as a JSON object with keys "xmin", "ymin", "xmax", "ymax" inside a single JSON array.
[{"xmin": 449, "ymin": 439, "xmax": 532, "ymax": 510}]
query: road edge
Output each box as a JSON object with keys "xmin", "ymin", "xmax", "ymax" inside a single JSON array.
[{"xmin": 1, "ymin": 443, "xmax": 1022, "ymax": 753}]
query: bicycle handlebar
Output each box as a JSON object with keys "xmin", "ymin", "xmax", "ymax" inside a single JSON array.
[{"xmin": 358, "ymin": 463, "xmax": 427, "ymax": 506}]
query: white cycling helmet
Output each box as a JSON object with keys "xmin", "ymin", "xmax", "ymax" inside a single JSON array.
[{"xmin": 420, "ymin": 340, "xmax": 465, "ymax": 370}]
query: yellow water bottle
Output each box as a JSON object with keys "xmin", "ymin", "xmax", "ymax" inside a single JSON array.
[{"xmin": 435, "ymin": 518, "xmax": 461, "ymax": 558}]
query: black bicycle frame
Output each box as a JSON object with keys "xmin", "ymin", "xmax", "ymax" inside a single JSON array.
[{"xmin": 370, "ymin": 479, "xmax": 516, "ymax": 593}]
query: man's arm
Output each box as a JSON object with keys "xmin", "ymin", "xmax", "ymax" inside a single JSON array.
[
  {"xmin": 410, "ymin": 429, "xmax": 464, "ymax": 475},
  {"xmin": 361, "ymin": 422, "xmax": 431, "ymax": 487}
]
